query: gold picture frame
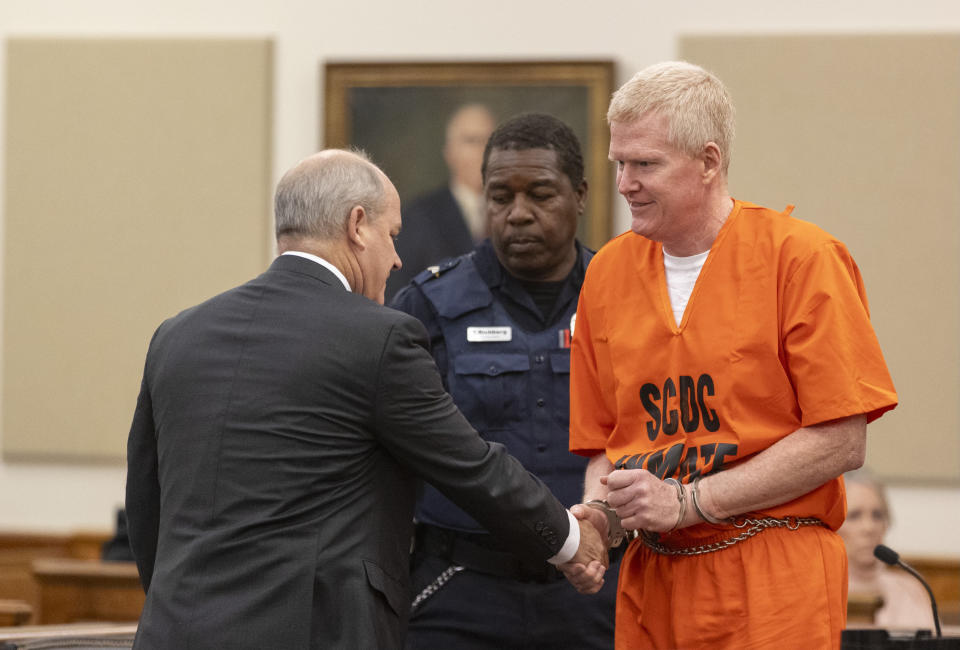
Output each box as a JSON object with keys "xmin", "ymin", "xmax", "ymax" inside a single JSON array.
[{"xmin": 323, "ymin": 60, "xmax": 616, "ymax": 250}]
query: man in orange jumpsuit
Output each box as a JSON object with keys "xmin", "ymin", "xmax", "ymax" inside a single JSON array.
[{"xmin": 565, "ymin": 61, "xmax": 898, "ymax": 649}]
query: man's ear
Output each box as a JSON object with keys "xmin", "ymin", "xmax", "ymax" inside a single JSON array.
[
  {"xmin": 346, "ymin": 204, "xmax": 368, "ymax": 250},
  {"xmin": 701, "ymin": 142, "xmax": 723, "ymax": 184},
  {"xmin": 575, "ymin": 180, "xmax": 589, "ymax": 214}
]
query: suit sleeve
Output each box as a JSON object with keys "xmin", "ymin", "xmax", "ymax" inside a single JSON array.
[
  {"xmin": 372, "ymin": 314, "xmax": 570, "ymax": 562},
  {"xmin": 125, "ymin": 369, "xmax": 161, "ymax": 592}
]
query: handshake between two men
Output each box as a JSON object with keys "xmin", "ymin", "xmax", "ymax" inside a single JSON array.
[{"xmin": 560, "ymin": 466, "xmax": 702, "ymax": 594}]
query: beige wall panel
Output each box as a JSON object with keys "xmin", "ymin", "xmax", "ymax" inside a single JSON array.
[
  {"xmin": 679, "ymin": 35, "xmax": 960, "ymax": 482},
  {"xmin": 3, "ymin": 38, "xmax": 273, "ymax": 460}
]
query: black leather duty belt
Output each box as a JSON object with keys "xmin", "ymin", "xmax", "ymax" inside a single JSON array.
[{"xmin": 414, "ymin": 523, "xmax": 564, "ymax": 583}]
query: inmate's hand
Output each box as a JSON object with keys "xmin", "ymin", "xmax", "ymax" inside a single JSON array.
[
  {"xmin": 603, "ymin": 469, "xmax": 683, "ymax": 533},
  {"xmin": 559, "ymin": 516, "xmax": 608, "ymax": 594}
]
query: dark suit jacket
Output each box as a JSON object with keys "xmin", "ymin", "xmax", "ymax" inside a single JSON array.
[
  {"xmin": 385, "ymin": 186, "xmax": 475, "ymax": 301},
  {"xmin": 125, "ymin": 254, "xmax": 569, "ymax": 649}
]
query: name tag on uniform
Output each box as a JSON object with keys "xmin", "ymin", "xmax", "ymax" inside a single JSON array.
[{"xmin": 467, "ymin": 326, "xmax": 512, "ymax": 342}]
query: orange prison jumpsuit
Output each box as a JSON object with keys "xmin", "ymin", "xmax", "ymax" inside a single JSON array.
[{"xmin": 570, "ymin": 200, "xmax": 898, "ymax": 649}]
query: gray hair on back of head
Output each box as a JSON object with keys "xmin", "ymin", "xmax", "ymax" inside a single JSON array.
[
  {"xmin": 607, "ymin": 61, "xmax": 735, "ymax": 173},
  {"xmin": 274, "ymin": 148, "xmax": 386, "ymax": 241}
]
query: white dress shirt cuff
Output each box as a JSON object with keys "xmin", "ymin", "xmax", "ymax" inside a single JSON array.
[{"xmin": 546, "ymin": 510, "xmax": 580, "ymax": 565}]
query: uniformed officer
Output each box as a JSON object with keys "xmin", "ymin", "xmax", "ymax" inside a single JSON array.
[{"xmin": 391, "ymin": 113, "xmax": 618, "ymax": 649}]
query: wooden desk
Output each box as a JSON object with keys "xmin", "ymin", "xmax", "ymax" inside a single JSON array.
[
  {"xmin": 848, "ymin": 592, "xmax": 885, "ymax": 625},
  {"xmin": 0, "ymin": 531, "xmax": 113, "ymax": 625},
  {"xmin": 906, "ymin": 555, "xmax": 960, "ymax": 626},
  {"xmin": 0, "ymin": 600, "xmax": 31, "ymax": 627},
  {"xmin": 31, "ymin": 559, "xmax": 143, "ymax": 624},
  {"xmin": 0, "ymin": 621, "xmax": 137, "ymax": 648}
]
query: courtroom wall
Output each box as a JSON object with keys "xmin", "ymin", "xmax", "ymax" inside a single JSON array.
[{"xmin": 0, "ymin": 0, "xmax": 958, "ymax": 557}]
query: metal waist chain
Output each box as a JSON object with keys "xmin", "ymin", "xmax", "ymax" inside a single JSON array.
[{"xmin": 640, "ymin": 516, "xmax": 825, "ymax": 557}]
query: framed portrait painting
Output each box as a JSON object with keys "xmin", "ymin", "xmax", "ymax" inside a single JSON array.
[{"xmin": 323, "ymin": 60, "xmax": 616, "ymax": 251}]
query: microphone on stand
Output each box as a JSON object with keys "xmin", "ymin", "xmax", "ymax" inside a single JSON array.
[{"xmin": 874, "ymin": 544, "xmax": 942, "ymax": 638}]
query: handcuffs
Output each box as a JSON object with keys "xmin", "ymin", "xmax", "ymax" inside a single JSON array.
[
  {"xmin": 584, "ymin": 499, "xmax": 630, "ymax": 548},
  {"xmin": 585, "ymin": 477, "xmax": 730, "ymax": 547}
]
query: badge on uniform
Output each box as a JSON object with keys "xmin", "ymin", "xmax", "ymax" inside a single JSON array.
[{"xmin": 467, "ymin": 326, "xmax": 512, "ymax": 342}]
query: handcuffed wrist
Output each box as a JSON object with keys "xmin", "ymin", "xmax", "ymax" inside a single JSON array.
[
  {"xmin": 584, "ymin": 500, "xmax": 628, "ymax": 548},
  {"xmin": 691, "ymin": 477, "xmax": 732, "ymax": 525},
  {"xmin": 663, "ymin": 478, "xmax": 687, "ymax": 532}
]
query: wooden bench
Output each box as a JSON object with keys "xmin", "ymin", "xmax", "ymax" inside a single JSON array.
[
  {"xmin": 0, "ymin": 600, "xmax": 32, "ymax": 627},
  {"xmin": 0, "ymin": 621, "xmax": 137, "ymax": 647},
  {"xmin": 0, "ymin": 532, "xmax": 120, "ymax": 625},
  {"xmin": 30, "ymin": 559, "xmax": 143, "ymax": 624},
  {"xmin": 846, "ymin": 555, "xmax": 960, "ymax": 626}
]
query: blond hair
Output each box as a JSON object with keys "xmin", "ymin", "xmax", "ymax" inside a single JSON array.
[{"xmin": 608, "ymin": 61, "xmax": 735, "ymax": 172}]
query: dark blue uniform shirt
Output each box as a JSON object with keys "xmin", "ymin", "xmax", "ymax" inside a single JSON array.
[{"xmin": 391, "ymin": 239, "xmax": 593, "ymax": 533}]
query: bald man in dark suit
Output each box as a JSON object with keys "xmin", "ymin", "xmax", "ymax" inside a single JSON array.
[{"xmin": 124, "ymin": 149, "xmax": 606, "ymax": 649}]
